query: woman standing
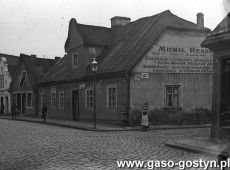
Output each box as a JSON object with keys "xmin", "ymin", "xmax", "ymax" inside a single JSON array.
[
  {"xmin": 42, "ymin": 103, "xmax": 47, "ymax": 123},
  {"xmin": 141, "ymin": 103, "xmax": 149, "ymax": 132}
]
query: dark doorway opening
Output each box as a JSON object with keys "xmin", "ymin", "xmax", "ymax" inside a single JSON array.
[
  {"xmin": 221, "ymin": 58, "xmax": 230, "ymax": 126},
  {"xmin": 72, "ymin": 90, "xmax": 79, "ymax": 121},
  {"xmin": 22, "ymin": 93, "xmax": 26, "ymax": 114}
]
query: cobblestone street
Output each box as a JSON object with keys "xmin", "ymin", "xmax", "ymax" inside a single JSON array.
[{"xmin": 0, "ymin": 119, "xmax": 217, "ymax": 170}]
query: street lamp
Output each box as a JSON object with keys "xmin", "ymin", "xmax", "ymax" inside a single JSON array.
[{"xmin": 91, "ymin": 57, "xmax": 98, "ymax": 129}]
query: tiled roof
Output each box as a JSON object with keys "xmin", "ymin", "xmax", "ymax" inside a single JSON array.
[
  {"xmin": 8, "ymin": 65, "xmax": 17, "ymax": 78},
  {"xmin": 77, "ymin": 24, "xmax": 111, "ymax": 46},
  {"xmin": 0, "ymin": 53, "xmax": 19, "ymax": 66},
  {"xmin": 201, "ymin": 12, "xmax": 230, "ymax": 48},
  {"xmin": 20, "ymin": 54, "xmax": 56, "ymax": 85},
  {"xmin": 41, "ymin": 10, "xmax": 211, "ymax": 84}
]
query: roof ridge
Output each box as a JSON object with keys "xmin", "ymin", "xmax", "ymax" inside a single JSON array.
[
  {"xmin": 35, "ymin": 57, "xmax": 55, "ymax": 61},
  {"xmin": 127, "ymin": 10, "xmax": 169, "ymax": 25},
  {"xmin": 0, "ymin": 53, "xmax": 19, "ymax": 57},
  {"xmin": 77, "ymin": 23, "xmax": 110, "ymax": 29},
  {"xmin": 169, "ymin": 12, "xmax": 197, "ymax": 26}
]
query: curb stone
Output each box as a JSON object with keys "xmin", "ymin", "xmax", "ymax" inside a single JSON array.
[{"xmin": 0, "ymin": 116, "xmax": 211, "ymax": 132}]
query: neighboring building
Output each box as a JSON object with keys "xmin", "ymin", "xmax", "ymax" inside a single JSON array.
[
  {"xmin": 38, "ymin": 10, "xmax": 212, "ymax": 124},
  {"xmin": 0, "ymin": 53, "xmax": 19, "ymax": 114},
  {"xmin": 201, "ymin": 12, "xmax": 230, "ymax": 139},
  {"xmin": 9, "ymin": 54, "xmax": 56, "ymax": 116}
]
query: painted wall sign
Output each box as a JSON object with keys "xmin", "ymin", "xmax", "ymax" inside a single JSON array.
[{"xmin": 142, "ymin": 45, "xmax": 213, "ymax": 73}]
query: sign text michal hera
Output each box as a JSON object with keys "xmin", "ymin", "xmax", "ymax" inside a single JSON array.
[{"xmin": 142, "ymin": 46, "xmax": 213, "ymax": 73}]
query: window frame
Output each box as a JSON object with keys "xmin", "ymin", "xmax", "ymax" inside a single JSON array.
[
  {"xmin": 59, "ymin": 91, "xmax": 64, "ymax": 108},
  {"xmin": 85, "ymin": 88, "xmax": 93, "ymax": 109},
  {"xmin": 26, "ymin": 92, "xmax": 32, "ymax": 108},
  {"xmin": 72, "ymin": 52, "xmax": 78, "ymax": 68},
  {"xmin": 19, "ymin": 71, "xmax": 27, "ymax": 87},
  {"xmin": 0, "ymin": 75, "xmax": 4, "ymax": 89},
  {"xmin": 164, "ymin": 84, "xmax": 181, "ymax": 109},
  {"xmin": 51, "ymin": 92, "xmax": 57, "ymax": 109},
  {"xmin": 106, "ymin": 85, "xmax": 117, "ymax": 109}
]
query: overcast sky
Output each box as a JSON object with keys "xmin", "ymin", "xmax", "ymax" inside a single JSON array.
[{"xmin": 0, "ymin": 0, "xmax": 229, "ymax": 58}]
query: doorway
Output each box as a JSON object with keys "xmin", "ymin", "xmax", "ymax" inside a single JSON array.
[
  {"xmin": 221, "ymin": 58, "xmax": 230, "ymax": 125},
  {"xmin": 5, "ymin": 96, "xmax": 8, "ymax": 113},
  {"xmin": 72, "ymin": 90, "xmax": 79, "ymax": 121},
  {"xmin": 22, "ymin": 93, "xmax": 26, "ymax": 114},
  {"xmin": 17, "ymin": 93, "xmax": 21, "ymax": 111},
  {"xmin": 16, "ymin": 93, "xmax": 26, "ymax": 114}
]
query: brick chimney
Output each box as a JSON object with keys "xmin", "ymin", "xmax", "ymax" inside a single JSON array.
[
  {"xmin": 55, "ymin": 56, "xmax": 61, "ymax": 61},
  {"xmin": 197, "ymin": 12, "xmax": 204, "ymax": 28},
  {"xmin": 111, "ymin": 16, "xmax": 131, "ymax": 28}
]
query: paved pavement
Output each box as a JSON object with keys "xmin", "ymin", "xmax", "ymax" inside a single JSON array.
[
  {"xmin": 0, "ymin": 119, "xmax": 220, "ymax": 170},
  {"xmin": 0, "ymin": 115, "xmax": 211, "ymax": 131},
  {"xmin": 166, "ymin": 138, "xmax": 230, "ymax": 156}
]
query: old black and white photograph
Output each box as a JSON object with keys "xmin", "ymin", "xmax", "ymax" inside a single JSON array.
[{"xmin": 0, "ymin": 0, "xmax": 229, "ymax": 169}]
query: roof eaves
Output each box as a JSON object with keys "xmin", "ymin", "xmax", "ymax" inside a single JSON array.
[
  {"xmin": 37, "ymin": 70, "xmax": 126, "ymax": 86},
  {"xmin": 165, "ymin": 25, "xmax": 211, "ymax": 34}
]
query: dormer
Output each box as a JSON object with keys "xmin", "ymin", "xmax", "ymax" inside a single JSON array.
[{"xmin": 64, "ymin": 18, "xmax": 84, "ymax": 53}]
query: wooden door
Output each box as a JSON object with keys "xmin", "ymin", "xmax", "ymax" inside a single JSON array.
[{"xmin": 72, "ymin": 90, "xmax": 79, "ymax": 121}]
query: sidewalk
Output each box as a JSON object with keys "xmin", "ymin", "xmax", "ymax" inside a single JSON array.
[
  {"xmin": 0, "ymin": 115, "xmax": 211, "ymax": 132},
  {"xmin": 166, "ymin": 138, "xmax": 230, "ymax": 157}
]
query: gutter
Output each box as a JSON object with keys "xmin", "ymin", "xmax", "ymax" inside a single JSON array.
[{"xmin": 36, "ymin": 70, "xmax": 127, "ymax": 87}]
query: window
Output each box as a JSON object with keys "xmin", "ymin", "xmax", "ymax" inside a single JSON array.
[
  {"xmin": 27, "ymin": 93, "xmax": 32, "ymax": 108},
  {"xmin": 165, "ymin": 85, "xmax": 181, "ymax": 108},
  {"xmin": 85, "ymin": 89, "xmax": 93, "ymax": 108},
  {"xmin": 20, "ymin": 71, "xmax": 26, "ymax": 87},
  {"xmin": 72, "ymin": 53, "xmax": 78, "ymax": 67},
  {"xmin": 107, "ymin": 86, "xmax": 117, "ymax": 108},
  {"xmin": 51, "ymin": 92, "xmax": 56, "ymax": 108},
  {"xmin": 59, "ymin": 91, "xmax": 64, "ymax": 108},
  {"xmin": 41, "ymin": 93, "xmax": 45, "ymax": 108},
  {"xmin": 0, "ymin": 75, "xmax": 4, "ymax": 88}
]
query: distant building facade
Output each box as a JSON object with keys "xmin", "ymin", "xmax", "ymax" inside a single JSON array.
[
  {"xmin": 0, "ymin": 53, "xmax": 18, "ymax": 114},
  {"xmin": 202, "ymin": 12, "xmax": 230, "ymax": 139},
  {"xmin": 9, "ymin": 54, "xmax": 56, "ymax": 115},
  {"xmin": 38, "ymin": 10, "xmax": 213, "ymax": 124}
]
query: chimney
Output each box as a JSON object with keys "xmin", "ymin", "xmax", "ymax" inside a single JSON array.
[
  {"xmin": 31, "ymin": 54, "xmax": 36, "ymax": 58},
  {"xmin": 55, "ymin": 56, "xmax": 61, "ymax": 61},
  {"xmin": 111, "ymin": 16, "xmax": 131, "ymax": 28},
  {"xmin": 197, "ymin": 12, "xmax": 204, "ymax": 28}
]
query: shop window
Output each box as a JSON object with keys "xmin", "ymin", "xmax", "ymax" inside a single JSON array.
[
  {"xmin": 20, "ymin": 71, "xmax": 26, "ymax": 87},
  {"xmin": 59, "ymin": 91, "xmax": 64, "ymax": 108},
  {"xmin": 107, "ymin": 86, "xmax": 117, "ymax": 108},
  {"xmin": 165, "ymin": 85, "xmax": 181, "ymax": 108},
  {"xmin": 72, "ymin": 53, "xmax": 78, "ymax": 67},
  {"xmin": 85, "ymin": 89, "xmax": 93, "ymax": 108},
  {"xmin": 0, "ymin": 75, "xmax": 4, "ymax": 88},
  {"xmin": 27, "ymin": 93, "xmax": 32, "ymax": 108},
  {"xmin": 51, "ymin": 92, "xmax": 56, "ymax": 108}
]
